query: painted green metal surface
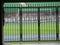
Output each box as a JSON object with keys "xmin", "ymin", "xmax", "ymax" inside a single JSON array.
[{"xmin": 4, "ymin": 2, "xmax": 60, "ymax": 13}]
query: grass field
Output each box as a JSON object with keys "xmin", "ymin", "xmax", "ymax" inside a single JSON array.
[{"xmin": 3, "ymin": 23, "xmax": 60, "ymax": 36}]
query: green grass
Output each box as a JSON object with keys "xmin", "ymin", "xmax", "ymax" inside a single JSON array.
[{"xmin": 3, "ymin": 23, "xmax": 60, "ymax": 36}]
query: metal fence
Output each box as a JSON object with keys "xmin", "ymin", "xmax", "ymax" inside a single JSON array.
[{"xmin": 3, "ymin": 6, "xmax": 60, "ymax": 42}]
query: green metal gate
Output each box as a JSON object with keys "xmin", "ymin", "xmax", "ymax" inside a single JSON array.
[{"xmin": 3, "ymin": 6, "xmax": 60, "ymax": 42}]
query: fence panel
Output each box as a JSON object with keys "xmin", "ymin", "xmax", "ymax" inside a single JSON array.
[
  {"xmin": 40, "ymin": 8, "xmax": 56, "ymax": 40},
  {"xmin": 4, "ymin": 8, "xmax": 20, "ymax": 41},
  {"xmin": 22, "ymin": 8, "xmax": 38, "ymax": 41}
]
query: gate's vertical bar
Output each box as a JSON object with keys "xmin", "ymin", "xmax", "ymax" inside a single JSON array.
[
  {"xmin": 56, "ymin": 7, "xmax": 59, "ymax": 41},
  {"xmin": 38, "ymin": 8, "xmax": 40, "ymax": 41},
  {"xmin": 19, "ymin": 8, "xmax": 22, "ymax": 41}
]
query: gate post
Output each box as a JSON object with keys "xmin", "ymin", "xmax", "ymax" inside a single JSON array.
[
  {"xmin": 19, "ymin": 8, "xmax": 22, "ymax": 41},
  {"xmin": 38, "ymin": 8, "xmax": 40, "ymax": 41},
  {"xmin": 56, "ymin": 7, "xmax": 59, "ymax": 41},
  {"xmin": 0, "ymin": 1, "xmax": 4, "ymax": 45}
]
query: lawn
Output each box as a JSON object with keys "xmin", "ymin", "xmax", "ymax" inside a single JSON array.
[{"xmin": 3, "ymin": 23, "xmax": 60, "ymax": 36}]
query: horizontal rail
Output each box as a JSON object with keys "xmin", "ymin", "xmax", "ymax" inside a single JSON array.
[
  {"xmin": 4, "ymin": 40, "xmax": 60, "ymax": 42},
  {"xmin": 4, "ymin": 6, "xmax": 60, "ymax": 8}
]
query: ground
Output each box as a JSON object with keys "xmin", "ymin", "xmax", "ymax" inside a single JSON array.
[
  {"xmin": 3, "ymin": 23, "xmax": 60, "ymax": 41},
  {"xmin": 4, "ymin": 42, "xmax": 60, "ymax": 45}
]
